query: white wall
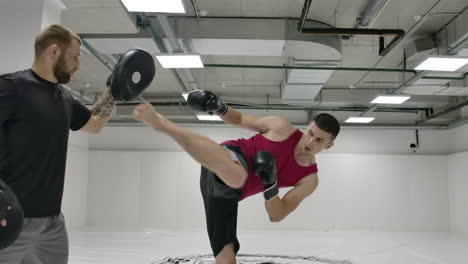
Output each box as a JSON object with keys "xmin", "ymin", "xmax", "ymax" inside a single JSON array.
[
  {"xmin": 448, "ymin": 151, "xmax": 468, "ymax": 235},
  {"xmin": 82, "ymin": 122, "xmax": 468, "ymax": 233},
  {"xmin": 0, "ymin": 0, "xmax": 64, "ymax": 75},
  {"xmin": 86, "ymin": 148, "xmax": 449, "ymax": 232},
  {"xmin": 0, "ymin": 0, "xmax": 44, "ymax": 74},
  {"xmin": 241, "ymin": 154, "xmax": 449, "ymax": 231},
  {"xmin": 447, "ymin": 123, "xmax": 468, "ymax": 236},
  {"xmin": 41, "ymin": 0, "xmax": 65, "ymax": 28},
  {"xmin": 62, "ymin": 131, "xmax": 89, "ymax": 229},
  {"xmin": 448, "ymin": 122, "xmax": 468, "ymax": 154},
  {"xmin": 86, "ymin": 151, "xmax": 205, "ymax": 229}
]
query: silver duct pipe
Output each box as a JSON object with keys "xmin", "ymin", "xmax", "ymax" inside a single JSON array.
[{"xmin": 355, "ymin": 0, "xmax": 389, "ymax": 28}]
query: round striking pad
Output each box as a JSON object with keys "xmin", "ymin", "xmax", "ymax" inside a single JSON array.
[
  {"xmin": 0, "ymin": 179, "xmax": 24, "ymax": 250},
  {"xmin": 110, "ymin": 48, "xmax": 156, "ymax": 101}
]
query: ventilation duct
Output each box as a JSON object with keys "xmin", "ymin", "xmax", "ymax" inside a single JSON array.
[{"xmin": 437, "ymin": 8, "xmax": 468, "ymax": 51}]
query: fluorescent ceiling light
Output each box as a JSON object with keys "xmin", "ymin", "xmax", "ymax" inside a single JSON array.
[
  {"xmin": 120, "ymin": 0, "xmax": 186, "ymax": 13},
  {"xmin": 415, "ymin": 56, "xmax": 468, "ymax": 71},
  {"xmin": 156, "ymin": 54, "xmax": 204, "ymax": 68},
  {"xmin": 345, "ymin": 117, "xmax": 375, "ymax": 123},
  {"xmin": 182, "ymin": 92, "xmax": 189, "ymax": 101},
  {"xmin": 196, "ymin": 115, "xmax": 221, "ymax": 121},
  {"xmin": 371, "ymin": 95, "xmax": 410, "ymax": 104}
]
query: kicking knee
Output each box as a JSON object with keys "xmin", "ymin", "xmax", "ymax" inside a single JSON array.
[{"xmin": 219, "ymin": 164, "xmax": 247, "ymax": 189}]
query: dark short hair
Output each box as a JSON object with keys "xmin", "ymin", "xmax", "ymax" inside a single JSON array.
[
  {"xmin": 313, "ymin": 113, "xmax": 340, "ymax": 141},
  {"xmin": 34, "ymin": 24, "xmax": 81, "ymax": 59}
]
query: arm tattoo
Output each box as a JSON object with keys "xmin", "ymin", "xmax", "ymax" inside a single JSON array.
[{"xmin": 91, "ymin": 88, "xmax": 116, "ymax": 118}]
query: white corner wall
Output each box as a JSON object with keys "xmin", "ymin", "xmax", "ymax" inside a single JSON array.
[
  {"xmin": 65, "ymin": 120, "xmax": 468, "ymax": 234},
  {"xmin": 448, "ymin": 151, "xmax": 468, "ymax": 235},
  {"xmin": 239, "ymin": 154, "xmax": 448, "ymax": 231},
  {"xmin": 85, "ymin": 125, "xmax": 450, "ymax": 232},
  {"xmin": 85, "ymin": 150, "xmax": 448, "ymax": 231},
  {"xmin": 446, "ymin": 122, "xmax": 468, "ymax": 236}
]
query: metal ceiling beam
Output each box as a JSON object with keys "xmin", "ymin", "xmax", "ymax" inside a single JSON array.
[
  {"xmin": 351, "ymin": 0, "xmax": 449, "ymax": 88},
  {"xmin": 153, "ymin": 15, "xmax": 200, "ymax": 91},
  {"xmin": 297, "ymin": 0, "xmax": 404, "ymax": 56},
  {"xmin": 204, "ymin": 63, "xmax": 417, "ymax": 74},
  {"xmin": 136, "ymin": 12, "xmax": 189, "ymax": 92},
  {"xmin": 204, "ymin": 64, "xmax": 466, "ymax": 80},
  {"xmin": 81, "ymin": 39, "xmax": 113, "ymax": 72},
  {"xmin": 190, "ymin": 0, "xmax": 200, "ymax": 19},
  {"xmin": 104, "ymin": 100, "xmax": 429, "ymax": 114},
  {"xmin": 358, "ymin": 1, "xmax": 468, "ymax": 119},
  {"xmin": 105, "ymin": 119, "xmax": 446, "ymax": 130},
  {"xmin": 417, "ymin": 99, "xmax": 468, "ymax": 124},
  {"xmin": 155, "ymin": 15, "xmax": 182, "ymax": 52}
]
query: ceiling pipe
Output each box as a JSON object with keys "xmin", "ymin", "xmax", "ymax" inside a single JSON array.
[
  {"xmin": 107, "ymin": 119, "xmax": 446, "ymax": 130},
  {"xmin": 190, "ymin": 0, "xmax": 200, "ymax": 19},
  {"xmin": 80, "ymin": 39, "xmax": 113, "ymax": 72},
  {"xmin": 355, "ymin": 0, "xmax": 389, "ymax": 28},
  {"xmin": 423, "ymin": 72, "xmax": 468, "ymax": 81},
  {"xmin": 204, "ymin": 63, "xmax": 417, "ymax": 74},
  {"xmin": 447, "ymin": 116, "xmax": 468, "ymax": 129},
  {"xmin": 136, "ymin": 13, "xmax": 189, "ymax": 92},
  {"xmin": 154, "ymin": 14, "xmax": 200, "ymax": 91},
  {"xmin": 351, "ymin": 0, "xmax": 449, "ymax": 89},
  {"xmin": 297, "ymin": 0, "xmax": 404, "ymax": 56},
  {"xmin": 417, "ymin": 99, "xmax": 468, "ymax": 124},
  {"xmin": 106, "ymin": 100, "xmax": 429, "ymax": 114},
  {"xmin": 203, "ymin": 64, "xmax": 467, "ymax": 80},
  {"xmin": 300, "ymin": 28, "xmax": 404, "ymax": 36},
  {"xmin": 297, "ymin": 0, "xmax": 312, "ymax": 32},
  {"xmin": 358, "ymin": 1, "xmax": 468, "ymax": 119},
  {"xmin": 155, "ymin": 15, "xmax": 183, "ymax": 52}
]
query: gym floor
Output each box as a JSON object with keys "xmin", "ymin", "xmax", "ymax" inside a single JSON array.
[{"xmin": 68, "ymin": 229, "xmax": 468, "ymax": 264}]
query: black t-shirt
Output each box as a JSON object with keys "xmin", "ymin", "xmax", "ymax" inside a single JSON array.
[{"xmin": 0, "ymin": 69, "xmax": 91, "ymax": 217}]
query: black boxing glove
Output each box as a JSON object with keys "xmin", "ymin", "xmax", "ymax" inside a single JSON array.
[
  {"xmin": 252, "ymin": 151, "xmax": 279, "ymax": 200},
  {"xmin": 187, "ymin": 90, "xmax": 229, "ymax": 116}
]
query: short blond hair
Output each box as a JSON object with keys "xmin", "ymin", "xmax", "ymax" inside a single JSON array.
[{"xmin": 34, "ymin": 24, "xmax": 81, "ymax": 59}]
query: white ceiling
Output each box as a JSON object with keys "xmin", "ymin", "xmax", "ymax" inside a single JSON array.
[{"xmin": 61, "ymin": 0, "xmax": 468, "ymax": 128}]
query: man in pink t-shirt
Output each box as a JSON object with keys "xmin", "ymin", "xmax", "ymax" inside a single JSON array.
[{"xmin": 133, "ymin": 90, "xmax": 340, "ymax": 264}]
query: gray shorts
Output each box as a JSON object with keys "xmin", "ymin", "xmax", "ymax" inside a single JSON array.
[{"xmin": 0, "ymin": 213, "xmax": 68, "ymax": 264}]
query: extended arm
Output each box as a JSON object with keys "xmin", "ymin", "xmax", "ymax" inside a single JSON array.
[{"xmin": 186, "ymin": 89, "xmax": 294, "ymax": 135}]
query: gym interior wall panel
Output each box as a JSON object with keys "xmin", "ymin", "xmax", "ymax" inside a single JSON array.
[
  {"xmin": 448, "ymin": 151, "xmax": 468, "ymax": 235},
  {"xmin": 138, "ymin": 151, "xmax": 205, "ymax": 229},
  {"xmin": 0, "ymin": 0, "xmax": 44, "ymax": 74},
  {"xmin": 331, "ymin": 128, "xmax": 450, "ymax": 155},
  {"xmin": 41, "ymin": 0, "xmax": 64, "ymax": 28},
  {"xmin": 237, "ymin": 154, "xmax": 449, "ymax": 232},
  {"xmin": 448, "ymin": 123, "xmax": 468, "ymax": 154},
  {"xmin": 87, "ymin": 151, "xmax": 141, "ymax": 228},
  {"xmin": 69, "ymin": 130, "xmax": 89, "ymax": 149},
  {"xmin": 87, "ymin": 150, "xmax": 449, "ymax": 232},
  {"xmin": 63, "ymin": 144, "xmax": 89, "ymax": 229}
]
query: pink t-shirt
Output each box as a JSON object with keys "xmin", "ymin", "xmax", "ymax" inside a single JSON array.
[{"xmin": 222, "ymin": 129, "xmax": 318, "ymax": 200}]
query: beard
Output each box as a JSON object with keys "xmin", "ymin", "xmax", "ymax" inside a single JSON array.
[{"xmin": 53, "ymin": 54, "xmax": 72, "ymax": 84}]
